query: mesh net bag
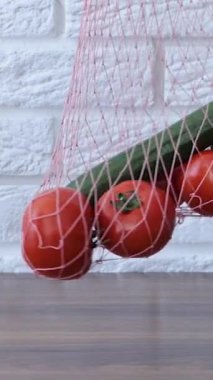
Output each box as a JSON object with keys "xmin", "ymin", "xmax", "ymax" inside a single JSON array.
[{"xmin": 22, "ymin": 1, "xmax": 213, "ymax": 279}]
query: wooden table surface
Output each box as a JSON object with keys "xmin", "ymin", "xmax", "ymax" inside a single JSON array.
[{"xmin": 0, "ymin": 273, "xmax": 213, "ymax": 380}]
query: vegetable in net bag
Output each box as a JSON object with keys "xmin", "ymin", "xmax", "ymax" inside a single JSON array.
[{"xmin": 22, "ymin": 1, "xmax": 213, "ymax": 279}]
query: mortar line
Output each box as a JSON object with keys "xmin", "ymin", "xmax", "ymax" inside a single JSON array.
[{"xmin": 0, "ymin": 175, "xmax": 43, "ymax": 186}]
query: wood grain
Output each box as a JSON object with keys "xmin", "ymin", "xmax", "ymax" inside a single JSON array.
[{"xmin": 0, "ymin": 273, "xmax": 213, "ymax": 380}]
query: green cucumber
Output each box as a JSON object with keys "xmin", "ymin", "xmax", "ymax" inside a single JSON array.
[{"xmin": 68, "ymin": 102, "xmax": 213, "ymax": 203}]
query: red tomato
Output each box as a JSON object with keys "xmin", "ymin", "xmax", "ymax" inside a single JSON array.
[
  {"xmin": 22, "ymin": 187, "xmax": 94, "ymax": 280},
  {"xmin": 172, "ymin": 150, "xmax": 213, "ymax": 216},
  {"xmin": 96, "ymin": 180, "xmax": 176, "ymax": 258},
  {"xmin": 156, "ymin": 175, "xmax": 179, "ymax": 204}
]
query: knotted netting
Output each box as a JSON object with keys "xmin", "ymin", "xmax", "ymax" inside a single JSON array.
[{"xmin": 22, "ymin": 1, "xmax": 213, "ymax": 279}]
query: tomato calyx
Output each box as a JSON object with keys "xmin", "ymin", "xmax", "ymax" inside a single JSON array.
[{"xmin": 110, "ymin": 191, "xmax": 142, "ymax": 213}]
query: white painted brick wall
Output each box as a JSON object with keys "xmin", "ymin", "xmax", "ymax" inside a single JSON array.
[
  {"xmin": 0, "ymin": 0, "xmax": 212, "ymax": 273},
  {"xmin": 165, "ymin": 45, "xmax": 213, "ymax": 106},
  {"xmin": 144, "ymin": 1, "xmax": 213, "ymax": 38},
  {"xmin": 0, "ymin": 49, "xmax": 74, "ymax": 107},
  {"xmin": 0, "ymin": 0, "xmax": 56, "ymax": 37},
  {"xmin": 0, "ymin": 186, "xmax": 38, "ymax": 242},
  {"xmin": 0, "ymin": 117, "xmax": 54, "ymax": 175},
  {"xmin": 78, "ymin": 41, "xmax": 154, "ymax": 108}
]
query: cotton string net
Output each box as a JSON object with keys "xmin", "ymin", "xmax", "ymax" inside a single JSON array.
[{"xmin": 22, "ymin": 1, "xmax": 213, "ymax": 279}]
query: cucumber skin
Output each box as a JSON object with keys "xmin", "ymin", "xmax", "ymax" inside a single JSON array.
[{"xmin": 67, "ymin": 103, "xmax": 213, "ymax": 203}]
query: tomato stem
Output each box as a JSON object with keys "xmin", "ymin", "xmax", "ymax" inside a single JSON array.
[{"xmin": 110, "ymin": 191, "xmax": 142, "ymax": 213}]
